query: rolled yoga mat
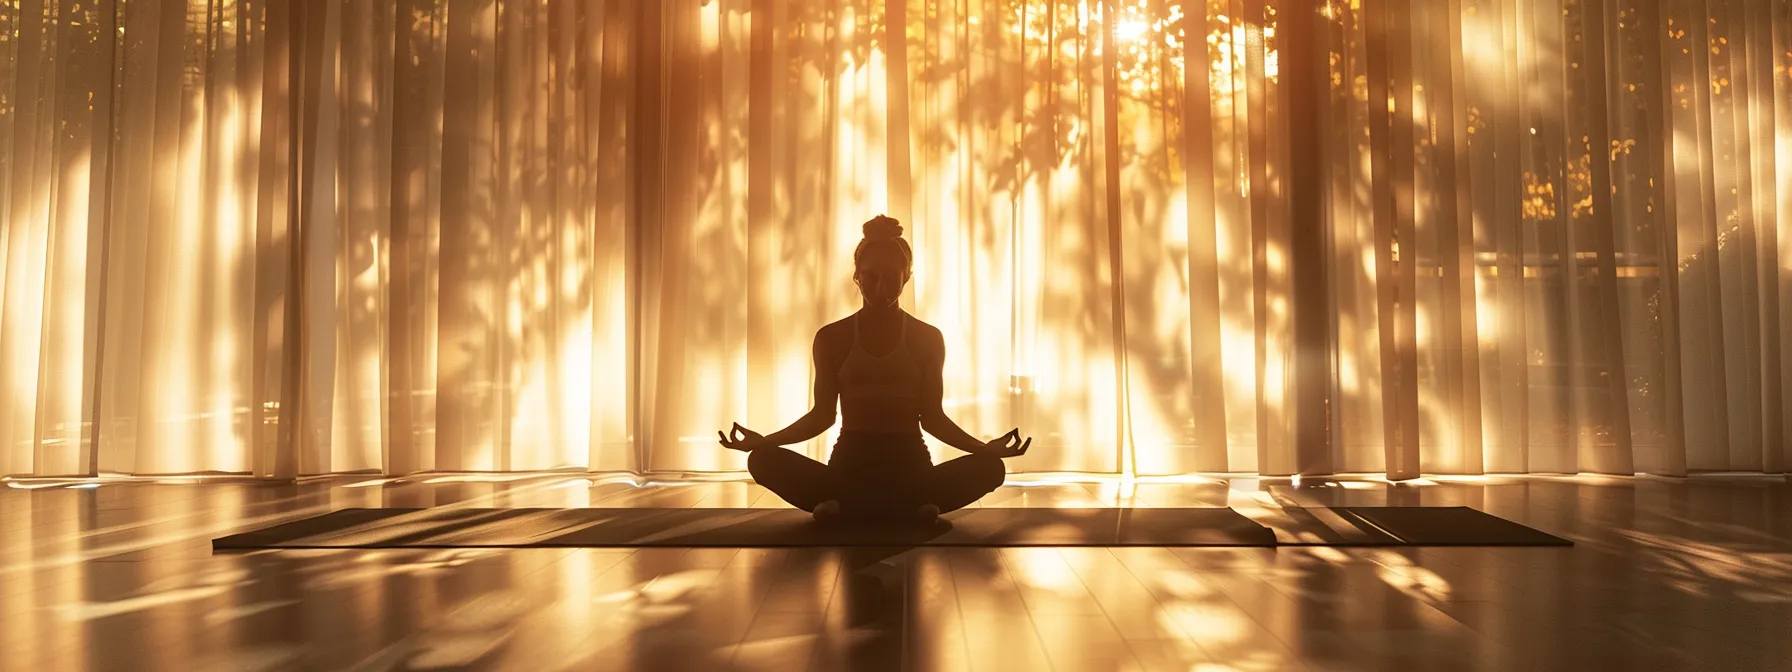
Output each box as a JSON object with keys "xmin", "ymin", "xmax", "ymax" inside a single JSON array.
[{"xmin": 212, "ymin": 506, "xmax": 1569, "ymax": 550}]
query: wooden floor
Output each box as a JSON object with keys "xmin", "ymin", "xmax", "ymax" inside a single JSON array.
[{"xmin": 2, "ymin": 472, "xmax": 1788, "ymax": 671}]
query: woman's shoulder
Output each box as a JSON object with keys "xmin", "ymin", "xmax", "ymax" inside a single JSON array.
[
  {"xmin": 819, "ymin": 314, "xmax": 856, "ymax": 333},
  {"xmin": 903, "ymin": 312, "xmax": 942, "ymax": 336},
  {"xmin": 814, "ymin": 317, "xmax": 854, "ymax": 349},
  {"xmin": 902, "ymin": 313, "xmax": 945, "ymax": 350}
]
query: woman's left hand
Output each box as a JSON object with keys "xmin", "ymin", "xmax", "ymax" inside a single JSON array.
[
  {"xmin": 718, "ymin": 423, "xmax": 769, "ymax": 452},
  {"xmin": 978, "ymin": 429, "xmax": 1032, "ymax": 458}
]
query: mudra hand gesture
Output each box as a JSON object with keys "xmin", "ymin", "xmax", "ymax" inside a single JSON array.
[
  {"xmin": 718, "ymin": 422, "xmax": 769, "ymax": 452},
  {"xmin": 978, "ymin": 428, "xmax": 1031, "ymax": 458}
]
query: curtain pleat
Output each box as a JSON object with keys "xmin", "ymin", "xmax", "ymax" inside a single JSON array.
[{"xmin": 1, "ymin": 0, "xmax": 1787, "ymax": 478}]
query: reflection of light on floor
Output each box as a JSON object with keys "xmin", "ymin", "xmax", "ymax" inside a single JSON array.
[
  {"xmin": 1082, "ymin": 478, "xmax": 1137, "ymax": 502},
  {"xmin": 1012, "ymin": 522, "xmax": 1084, "ymax": 543},
  {"xmin": 1618, "ymin": 530, "xmax": 1792, "ymax": 603},
  {"xmin": 318, "ymin": 559, "xmax": 483, "ymax": 587},
  {"xmin": 400, "ymin": 591, "xmax": 530, "ymax": 669},
  {"xmin": 1305, "ymin": 546, "xmax": 1352, "ymax": 564},
  {"xmin": 406, "ymin": 634, "xmax": 517, "ymax": 671},
  {"xmin": 1000, "ymin": 472, "xmax": 1225, "ymax": 487},
  {"xmin": 204, "ymin": 599, "xmax": 301, "ymax": 626},
  {"xmin": 635, "ymin": 569, "xmax": 723, "ymax": 604},
  {"xmin": 1153, "ymin": 571, "xmax": 1213, "ymax": 599},
  {"xmin": 999, "ymin": 475, "xmax": 1102, "ymax": 487},
  {"xmin": 1199, "ymin": 649, "xmax": 1302, "ymax": 672},
  {"xmin": 1367, "ymin": 550, "xmax": 1452, "ymax": 601},
  {"xmin": 420, "ymin": 473, "xmax": 573, "ymax": 484},
  {"xmin": 60, "ymin": 586, "xmax": 214, "ymax": 620},
  {"xmin": 727, "ymin": 634, "xmax": 821, "ymax": 666},
  {"xmin": 298, "ymin": 550, "xmax": 498, "ymax": 590},
  {"xmin": 1374, "ymin": 564, "xmax": 1453, "ymax": 602},
  {"xmin": 441, "ymin": 591, "xmax": 532, "ymax": 631},
  {"xmin": 1160, "ymin": 602, "xmax": 1246, "ymax": 643},
  {"xmin": 1429, "ymin": 474, "xmax": 1497, "ymax": 484},
  {"xmin": 1, "ymin": 503, "xmax": 347, "ymax": 574},
  {"xmin": 343, "ymin": 478, "xmax": 402, "ymax": 488},
  {"xmin": 4, "ymin": 479, "xmax": 89, "ymax": 489},
  {"xmin": 635, "ymin": 479, "xmax": 721, "ymax": 488},
  {"xmin": 190, "ymin": 645, "xmax": 308, "ymax": 672},
  {"xmin": 1302, "ymin": 473, "xmax": 1442, "ymax": 487},
  {"xmin": 55, "ymin": 580, "xmax": 247, "ymax": 622},
  {"xmin": 1538, "ymin": 473, "xmax": 1634, "ymax": 485},
  {"xmin": 1131, "ymin": 473, "xmax": 1230, "ymax": 484},
  {"xmin": 587, "ymin": 570, "xmax": 726, "ymax": 632},
  {"xmin": 5, "ymin": 475, "xmax": 580, "ymax": 573},
  {"xmin": 1006, "ymin": 549, "xmax": 1083, "ymax": 592},
  {"xmin": 1677, "ymin": 472, "xmax": 1790, "ymax": 481}
]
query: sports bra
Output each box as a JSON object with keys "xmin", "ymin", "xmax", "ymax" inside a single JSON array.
[{"xmin": 838, "ymin": 314, "xmax": 921, "ymax": 400}]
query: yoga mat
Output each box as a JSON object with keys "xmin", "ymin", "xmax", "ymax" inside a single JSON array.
[
  {"xmin": 1322, "ymin": 506, "xmax": 1573, "ymax": 546},
  {"xmin": 212, "ymin": 506, "xmax": 1569, "ymax": 550},
  {"xmin": 213, "ymin": 507, "xmax": 1277, "ymax": 549}
]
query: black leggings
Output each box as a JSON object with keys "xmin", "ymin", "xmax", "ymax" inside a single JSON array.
[{"xmin": 748, "ymin": 431, "xmax": 1005, "ymax": 518}]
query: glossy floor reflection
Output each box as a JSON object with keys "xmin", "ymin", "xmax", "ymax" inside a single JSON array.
[{"xmin": 2, "ymin": 473, "xmax": 1788, "ymax": 671}]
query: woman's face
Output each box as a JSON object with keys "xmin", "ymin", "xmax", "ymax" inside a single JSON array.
[{"xmin": 854, "ymin": 247, "xmax": 909, "ymax": 307}]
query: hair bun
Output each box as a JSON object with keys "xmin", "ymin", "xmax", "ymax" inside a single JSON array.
[{"xmin": 863, "ymin": 215, "xmax": 903, "ymax": 239}]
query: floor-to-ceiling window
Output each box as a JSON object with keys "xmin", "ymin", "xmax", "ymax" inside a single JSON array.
[{"xmin": 2, "ymin": 0, "xmax": 1787, "ymax": 478}]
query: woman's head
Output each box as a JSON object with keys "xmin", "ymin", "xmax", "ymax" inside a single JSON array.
[{"xmin": 854, "ymin": 215, "xmax": 912, "ymax": 307}]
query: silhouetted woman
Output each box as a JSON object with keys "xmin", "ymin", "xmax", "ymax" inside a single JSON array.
[{"xmin": 718, "ymin": 215, "xmax": 1031, "ymax": 525}]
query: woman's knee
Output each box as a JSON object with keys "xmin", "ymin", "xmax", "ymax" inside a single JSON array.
[
  {"xmin": 746, "ymin": 446, "xmax": 784, "ymax": 480},
  {"xmin": 971, "ymin": 453, "xmax": 1006, "ymax": 492}
]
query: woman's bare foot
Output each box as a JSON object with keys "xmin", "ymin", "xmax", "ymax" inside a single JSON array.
[{"xmin": 813, "ymin": 500, "xmax": 844, "ymax": 524}]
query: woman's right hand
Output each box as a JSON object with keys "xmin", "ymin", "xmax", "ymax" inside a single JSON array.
[
  {"xmin": 718, "ymin": 423, "xmax": 769, "ymax": 452},
  {"xmin": 978, "ymin": 429, "xmax": 1031, "ymax": 458}
]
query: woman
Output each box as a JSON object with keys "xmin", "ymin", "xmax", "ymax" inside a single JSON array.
[{"xmin": 717, "ymin": 215, "xmax": 1031, "ymax": 525}]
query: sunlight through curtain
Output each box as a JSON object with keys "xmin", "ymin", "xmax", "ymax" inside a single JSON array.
[{"xmin": 1, "ymin": 0, "xmax": 1787, "ymax": 478}]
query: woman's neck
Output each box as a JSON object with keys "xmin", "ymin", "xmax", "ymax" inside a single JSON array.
[{"xmin": 858, "ymin": 302, "xmax": 902, "ymax": 321}]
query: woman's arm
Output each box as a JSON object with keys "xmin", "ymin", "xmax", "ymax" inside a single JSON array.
[
  {"xmin": 760, "ymin": 410, "xmax": 832, "ymax": 447},
  {"xmin": 922, "ymin": 410, "xmax": 989, "ymax": 455},
  {"xmin": 915, "ymin": 328, "xmax": 992, "ymax": 454}
]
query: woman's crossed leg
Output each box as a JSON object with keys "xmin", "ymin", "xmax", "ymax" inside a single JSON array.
[{"xmin": 747, "ymin": 446, "xmax": 1005, "ymax": 519}]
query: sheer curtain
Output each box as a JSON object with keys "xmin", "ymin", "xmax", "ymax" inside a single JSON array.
[{"xmin": 1, "ymin": 0, "xmax": 1786, "ymax": 478}]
